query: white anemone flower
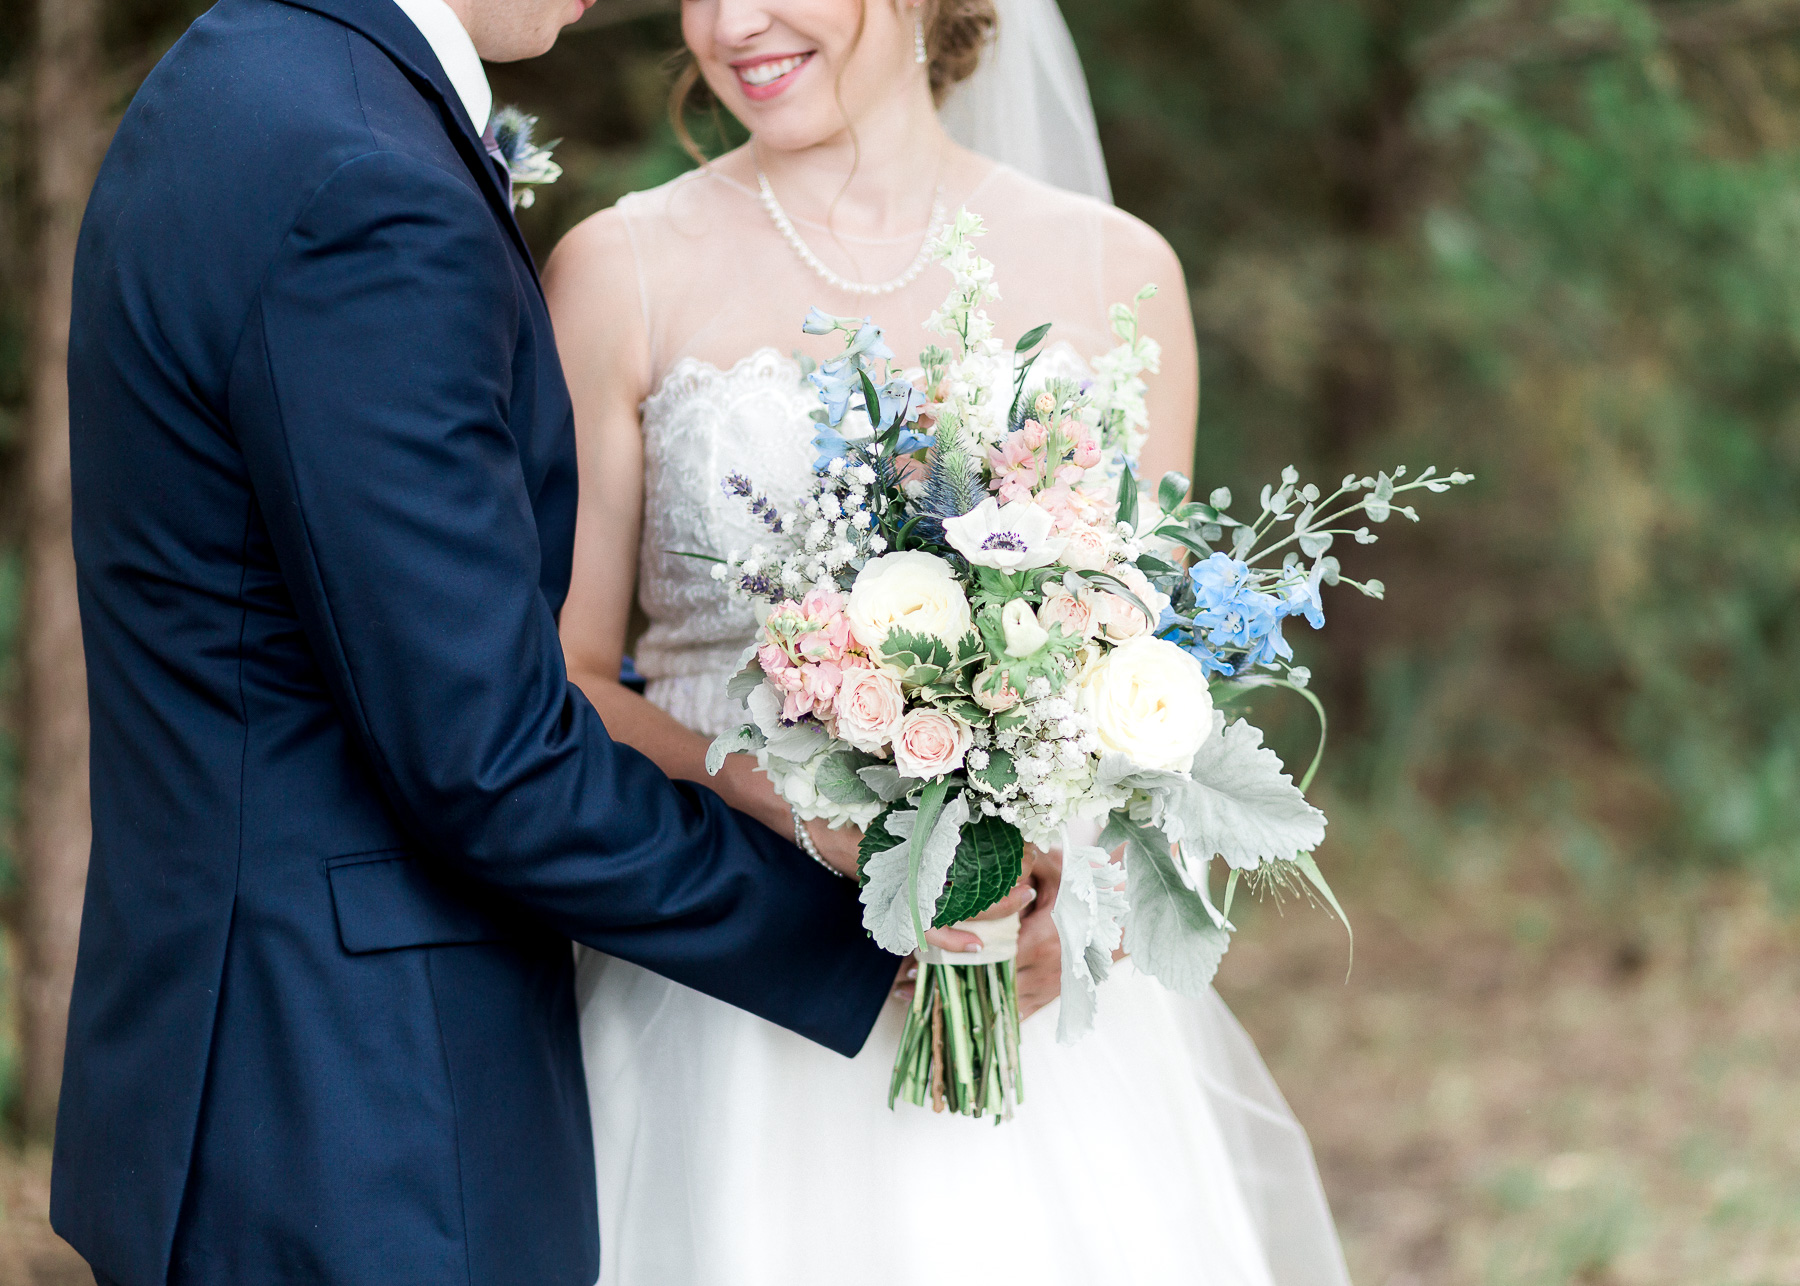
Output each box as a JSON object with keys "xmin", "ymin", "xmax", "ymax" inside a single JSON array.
[{"xmin": 942, "ymin": 498, "xmax": 1068, "ymax": 571}]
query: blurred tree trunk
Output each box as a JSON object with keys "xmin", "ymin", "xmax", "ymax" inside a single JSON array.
[{"xmin": 18, "ymin": 0, "xmax": 102, "ymax": 1140}]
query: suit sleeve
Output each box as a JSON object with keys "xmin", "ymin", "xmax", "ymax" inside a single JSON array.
[{"xmin": 228, "ymin": 150, "xmax": 894, "ymax": 1056}]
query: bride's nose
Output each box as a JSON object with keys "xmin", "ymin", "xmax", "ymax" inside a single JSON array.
[{"xmin": 710, "ymin": 0, "xmax": 776, "ymax": 47}]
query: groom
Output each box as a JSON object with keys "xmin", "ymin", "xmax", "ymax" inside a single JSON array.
[{"xmin": 52, "ymin": 0, "xmax": 902, "ymax": 1281}]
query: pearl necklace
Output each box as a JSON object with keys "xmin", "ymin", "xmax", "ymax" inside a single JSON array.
[{"xmin": 757, "ymin": 171, "xmax": 946, "ymax": 297}]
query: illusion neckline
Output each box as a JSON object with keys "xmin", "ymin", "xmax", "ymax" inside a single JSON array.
[{"xmin": 703, "ymin": 162, "xmax": 1007, "ymax": 244}]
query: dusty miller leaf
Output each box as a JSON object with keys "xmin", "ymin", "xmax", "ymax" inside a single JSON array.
[
  {"xmin": 858, "ymin": 792, "xmax": 970, "ymax": 954},
  {"xmin": 705, "ymin": 724, "xmax": 764, "ymax": 777},
  {"xmin": 814, "ymin": 751, "xmax": 880, "ymax": 807},
  {"xmin": 1105, "ymin": 814, "xmax": 1230, "ymax": 997},
  {"xmin": 1152, "ymin": 712, "xmax": 1327, "ymax": 870},
  {"xmin": 857, "ymin": 764, "xmax": 917, "ymax": 803},
  {"xmin": 725, "ymin": 648, "xmax": 765, "ymax": 702},
  {"xmin": 1053, "ymin": 845, "xmax": 1129, "ymax": 1043}
]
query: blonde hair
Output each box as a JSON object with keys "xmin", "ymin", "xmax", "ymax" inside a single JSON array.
[{"xmin": 669, "ymin": 0, "xmax": 998, "ymax": 164}]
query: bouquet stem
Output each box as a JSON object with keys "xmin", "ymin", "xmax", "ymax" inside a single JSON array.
[{"xmin": 888, "ymin": 954, "xmax": 1023, "ymax": 1121}]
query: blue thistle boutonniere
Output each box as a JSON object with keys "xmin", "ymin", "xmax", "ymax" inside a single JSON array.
[{"xmin": 490, "ymin": 105, "xmax": 562, "ymax": 210}]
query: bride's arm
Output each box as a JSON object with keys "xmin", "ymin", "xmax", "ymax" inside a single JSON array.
[
  {"xmin": 1102, "ymin": 210, "xmax": 1200, "ymax": 487},
  {"xmin": 543, "ymin": 212, "xmax": 823, "ymax": 855}
]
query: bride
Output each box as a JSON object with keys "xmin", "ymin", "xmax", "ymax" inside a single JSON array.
[{"xmin": 543, "ymin": 0, "xmax": 1352, "ymax": 1282}]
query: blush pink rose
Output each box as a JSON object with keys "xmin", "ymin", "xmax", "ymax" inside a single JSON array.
[
  {"xmin": 1059, "ymin": 524, "xmax": 1111, "ymax": 572},
  {"xmin": 1085, "ymin": 589, "xmax": 1150, "ymax": 641},
  {"xmin": 972, "ymin": 668, "xmax": 1020, "ymax": 712},
  {"xmin": 1037, "ymin": 589, "xmax": 1097, "ymax": 640},
  {"xmin": 832, "ymin": 666, "xmax": 905, "ymax": 753},
  {"xmin": 892, "ymin": 708, "xmax": 973, "ymax": 780}
]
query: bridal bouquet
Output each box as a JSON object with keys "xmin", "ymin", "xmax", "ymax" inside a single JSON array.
[{"xmin": 705, "ymin": 212, "xmax": 1471, "ymax": 1119}]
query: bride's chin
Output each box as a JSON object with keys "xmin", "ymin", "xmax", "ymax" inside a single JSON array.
[{"xmin": 737, "ymin": 109, "xmax": 849, "ymax": 157}]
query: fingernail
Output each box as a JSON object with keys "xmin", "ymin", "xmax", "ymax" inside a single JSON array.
[
  {"xmin": 905, "ymin": 966, "xmax": 918, "ymax": 980},
  {"xmin": 1023, "ymin": 887, "xmax": 1038, "ymax": 903},
  {"xmin": 892, "ymin": 988, "xmax": 908, "ymax": 1000},
  {"xmin": 963, "ymin": 942, "xmax": 984, "ymax": 953}
]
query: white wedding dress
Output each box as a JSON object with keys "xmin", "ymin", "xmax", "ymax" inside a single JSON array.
[{"xmin": 574, "ymin": 162, "xmax": 1352, "ymax": 1286}]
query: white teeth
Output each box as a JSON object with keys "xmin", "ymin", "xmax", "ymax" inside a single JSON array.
[{"xmin": 740, "ymin": 55, "xmax": 806, "ymax": 87}]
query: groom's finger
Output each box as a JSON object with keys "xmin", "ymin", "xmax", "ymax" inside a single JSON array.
[{"xmin": 1013, "ymin": 908, "xmax": 1064, "ymax": 1020}]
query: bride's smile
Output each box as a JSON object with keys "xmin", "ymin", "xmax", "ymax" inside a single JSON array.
[{"xmin": 732, "ymin": 51, "xmax": 816, "ymax": 98}]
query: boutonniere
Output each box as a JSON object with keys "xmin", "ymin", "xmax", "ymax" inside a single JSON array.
[{"xmin": 490, "ymin": 105, "xmax": 562, "ymax": 210}]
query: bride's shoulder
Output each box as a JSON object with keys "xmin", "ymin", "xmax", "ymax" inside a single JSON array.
[
  {"xmin": 547, "ymin": 166, "xmax": 732, "ymax": 291},
  {"xmin": 980, "ymin": 164, "xmax": 1185, "ymax": 294}
]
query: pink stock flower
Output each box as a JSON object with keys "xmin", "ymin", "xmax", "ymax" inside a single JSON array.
[
  {"xmin": 757, "ymin": 589, "xmax": 864, "ymax": 723},
  {"xmin": 1071, "ymin": 431, "xmax": 1102, "ymax": 469}
]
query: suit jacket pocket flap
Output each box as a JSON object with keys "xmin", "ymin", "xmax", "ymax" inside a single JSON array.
[{"xmin": 326, "ymin": 850, "xmax": 513, "ymax": 954}]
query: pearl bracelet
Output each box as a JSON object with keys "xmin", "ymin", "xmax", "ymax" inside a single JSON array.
[{"xmin": 793, "ymin": 812, "xmax": 854, "ymax": 881}]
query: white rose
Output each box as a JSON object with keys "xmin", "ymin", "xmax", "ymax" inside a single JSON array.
[
  {"xmin": 892, "ymin": 707, "xmax": 974, "ymax": 779},
  {"xmin": 1077, "ymin": 636, "xmax": 1215, "ymax": 772},
  {"xmin": 846, "ymin": 552, "xmax": 973, "ymax": 652},
  {"xmin": 1001, "ymin": 598, "xmax": 1050, "ymax": 657},
  {"xmin": 833, "ymin": 666, "xmax": 905, "ymax": 753}
]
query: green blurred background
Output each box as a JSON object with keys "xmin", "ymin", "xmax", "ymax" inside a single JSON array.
[{"xmin": 2, "ymin": 1, "xmax": 1799, "ymax": 1282}]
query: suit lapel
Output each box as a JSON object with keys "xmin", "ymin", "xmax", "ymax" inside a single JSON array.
[{"xmin": 269, "ymin": 0, "xmax": 543, "ymax": 292}]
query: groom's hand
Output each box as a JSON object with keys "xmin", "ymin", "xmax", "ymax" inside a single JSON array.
[{"xmin": 1014, "ymin": 845, "xmax": 1064, "ymax": 1019}]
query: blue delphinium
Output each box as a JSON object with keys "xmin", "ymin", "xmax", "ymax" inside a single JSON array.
[
  {"xmin": 1177, "ymin": 553, "xmax": 1330, "ymax": 674},
  {"xmin": 808, "ymin": 321, "xmax": 894, "ymax": 426}
]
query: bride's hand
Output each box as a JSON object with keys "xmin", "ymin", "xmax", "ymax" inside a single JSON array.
[
  {"xmin": 891, "ymin": 876, "xmax": 1040, "ymax": 1002},
  {"xmin": 800, "ymin": 816, "xmax": 865, "ymax": 881}
]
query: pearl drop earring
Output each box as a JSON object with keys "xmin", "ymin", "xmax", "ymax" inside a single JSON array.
[{"xmin": 915, "ymin": 12, "xmax": 928, "ymax": 64}]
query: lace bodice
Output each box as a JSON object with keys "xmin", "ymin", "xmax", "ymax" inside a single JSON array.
[
  {"xmin": 617, "ymin": 158, "xmax": 1158, "ymax": 734},
  {"xmin": 632, "ymin": 348, "xmax": 817, "ymax": 734}
]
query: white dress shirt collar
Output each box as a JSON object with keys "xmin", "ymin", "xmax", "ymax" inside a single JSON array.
[{"xmin": 388, "ymin": 0, "xmax": 493, "ymax": 135}]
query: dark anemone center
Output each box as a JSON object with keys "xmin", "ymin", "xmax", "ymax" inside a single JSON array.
[{"xmin": 981, "ymin": 531, "xmax": 1029, "ymax": 553}]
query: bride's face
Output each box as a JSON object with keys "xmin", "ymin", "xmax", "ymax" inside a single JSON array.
[{"xmin": 683, "ymin": 0, "xmax": 921, "ymax": 151}]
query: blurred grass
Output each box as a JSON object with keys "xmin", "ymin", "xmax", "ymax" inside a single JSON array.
[{"xmin": 1220, "ymin": 823, "xmax": 1800, "ymax": 1286}]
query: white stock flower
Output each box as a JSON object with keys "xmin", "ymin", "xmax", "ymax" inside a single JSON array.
[
  {"xmin": 1077, "ymin": 636, "xmax": 1215, "ymax": 772},
  {"xmin": 942, "ymin": 498, "xmax": 1067, "ymax": 571},
  {"xmin": 846, "ymin": 552, "xmax": 973, "ymax": 650}
]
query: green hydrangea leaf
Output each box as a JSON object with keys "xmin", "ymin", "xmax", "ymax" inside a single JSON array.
[{"xmin": 931, "ymin": 812, "xmax": 1024, "ymax": 927}]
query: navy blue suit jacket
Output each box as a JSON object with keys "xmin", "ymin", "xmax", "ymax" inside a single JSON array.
[{"xmin": 52, "ymin": 1, "xmax": 896, "ymax": 1281}]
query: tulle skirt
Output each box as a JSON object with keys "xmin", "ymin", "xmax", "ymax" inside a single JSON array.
[{"xmin": 576, "ymin": 948, "xmax": 1351, "ymax": 1286}]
